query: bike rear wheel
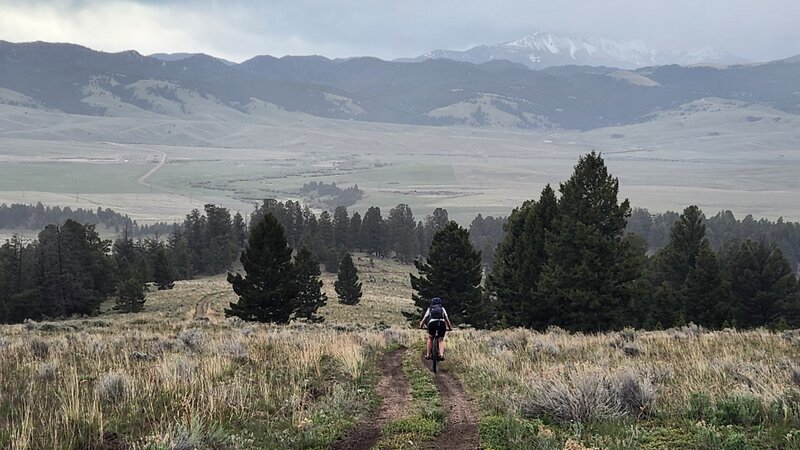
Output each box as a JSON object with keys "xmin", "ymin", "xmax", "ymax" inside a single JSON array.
[{"xmin": 431, "ymin": 336, "xmax": 439, "ymax": 373}]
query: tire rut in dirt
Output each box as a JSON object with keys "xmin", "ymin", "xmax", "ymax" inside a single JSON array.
[
  {"xmin": 332, "ymin": 348, "xmax": 412, "ymax": 450},
  {"xmin": 431, "ymin": 364, "xmax": 480, "ymax": 450}
]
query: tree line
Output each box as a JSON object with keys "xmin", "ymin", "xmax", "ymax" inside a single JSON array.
[
  {"xmin": 627, "ymin": 208, "xmax": 800, "ymax": 271},
  {"xmin": 405, "ymin": 152, "xmax": 800, "ymax": 332},
  {"xmin": 0, "ymin": 204, "xmax": 245, "ymax": 324},
  {"xmin": 0, "ymin": 202, "xmax": 175, "ymax": 237}
]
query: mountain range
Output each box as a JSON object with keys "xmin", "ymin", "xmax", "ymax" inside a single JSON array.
[
  {"xmin": 1, "ymin": 40, "xmax": 799, "ymax": 131},
  {"xmin": 401, "ymin": 32, "xmax": 748, "ymax": 69}
]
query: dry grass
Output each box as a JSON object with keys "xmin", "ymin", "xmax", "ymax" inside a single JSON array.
[
  {"xmin": 0, "ymin": 256, "xmax": 419, "ymax": 449},
  {"xmin": 2, "ymin": 255, "xmax": 799, "ymax": 449},
  {"xmin": 450, "ymin": 327, "xmax": 800, "ymax": 421}
]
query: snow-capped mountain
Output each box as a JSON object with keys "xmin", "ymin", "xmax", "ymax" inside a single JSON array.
[{"xmin": 401, "ymin": 32, "xmax": 747, "ymax": 69}]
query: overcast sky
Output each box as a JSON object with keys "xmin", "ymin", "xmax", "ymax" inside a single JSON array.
[{"xmin": 1, "ymin": 0, "xmax": 798, "ymax": 62}]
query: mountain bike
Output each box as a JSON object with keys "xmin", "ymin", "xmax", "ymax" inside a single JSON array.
[{"xmin": 423, "ymin": 323, "xmax": 452, "ymax": 374}]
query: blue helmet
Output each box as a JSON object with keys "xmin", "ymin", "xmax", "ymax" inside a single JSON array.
[{"xmin": 431, "ymin": 297, "xmax": 442, "ymax": 305}]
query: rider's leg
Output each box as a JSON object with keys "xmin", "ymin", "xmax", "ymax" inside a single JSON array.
[
  {"xmin": 426, "ymin": 335, "xmax": 432, "ymax": 358},
  {"xmin": 439, "ymin": 323, "xmax": 446, "ymax": 357}
]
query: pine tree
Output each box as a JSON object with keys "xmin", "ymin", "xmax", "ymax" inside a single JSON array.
[
  {"xmin": 656, "ymin": 205, "xmax": 707, "ymax": 288},
  {"xmin": 294, "ymin": 246, "xmax": 327, "ymax": 322},
  {"xmin": 648, "ymin": 205, "xmax": 708, "ymax": 324},
  {"xmin": 115, "ymin": 267, "xmax": 146, "ymax": 312},
  {"xmin": 348, "ymin": 212, "xmax": 362, "ymax": 251},
  {"xmin": 488, "ymin": 185, "xmax": 557, "ymax": 328},
  {"xmin": 682, "ymin": 240, "xmax": 731, "ymax": 327},
  {"xmin": 152, "ymin": 243, "xmax": 176, "ymax": 290},
  {"xmin": 232, "ymin": 211, "xmax": 247, "ymax": 251},
  {"xmin": 361, "ymin": 207, "xmax": 386, "ymax": 256},
  {"xmin": 421, "ymin": 208, "xmax": 449, "ymax": 257},
  {"xmin": 204, "ymin": 204, "xmax": 237, "ymax": 274},
  {"xmin": 335, "ymin": 252, "xmax": 362, "ymax": 305},
  {"xmin": 537, "ymin": 152, "xmax": 642, "ymax": 331},
  {"xmin": 728, "ymin": 240, "xmax": 797, "ymax": 327},
  {"xmin": 168, "ymin": 225, "xmax": 193, "ymax": 280},
  {"xmin": 408, "ymin": 222, "xmax": 486, "ymax": 327},
  {"xmin": 226, "ymin": 212, "xmax": 298, "ymax": 323},
  {"xmin": 316, "ymin": 211, "xmax": 338, "ymax": 272},
  {"xmin": 333, "ymin": 206, "xmax": 350, "ymax": 250},
  {"xmin": 387, "ymin": 204, "xmax": 418, "ymax": 263}
]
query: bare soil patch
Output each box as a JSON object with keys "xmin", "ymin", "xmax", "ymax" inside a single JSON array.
[
  {"xmin": 332, "ymin": 348, "xmax": 412, "ymax": 450},
  {"xmin": 430, "ymin": 364, "xmax": 480, "ymax": 450}
]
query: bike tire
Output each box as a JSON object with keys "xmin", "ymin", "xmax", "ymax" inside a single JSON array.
[{"xmin": 432, "ymin": 337, "xmax": 439, "ymax": 373}]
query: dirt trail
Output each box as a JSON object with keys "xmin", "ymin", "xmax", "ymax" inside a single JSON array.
[
  {"xmin": 193, "ymin": 291, "xmax": 226, "ymax": 320},
  {"xmin": 425, "ymin": 358, "xmax": 481, "ymax": 450},
  {"xmin": 332, "ymin": 348, "xmax": 412, "ymax": 450}
]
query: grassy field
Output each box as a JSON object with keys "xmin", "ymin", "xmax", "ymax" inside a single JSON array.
[
  {"xmin": 1, "ymin": 255, "xmax": 799, "ymax": 449},
  {"xmin": 2, "ymin": 98, "xmax": 800, "ymax": 226}
]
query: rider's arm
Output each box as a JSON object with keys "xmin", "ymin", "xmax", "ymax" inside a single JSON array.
[
  {"xmin": 443, "ymin": 308, "xmax": 453, "ymax": 330},
  {"xmin": 419, "ymin": 308, "xmax": 430, "ymax": 328}
]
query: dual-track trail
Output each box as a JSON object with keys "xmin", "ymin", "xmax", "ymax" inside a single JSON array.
[{"xmin": 332, "ymin": 347, "xmax": 479, "ymax": 449}]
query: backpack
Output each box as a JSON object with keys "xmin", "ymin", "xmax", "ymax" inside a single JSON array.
[{"xmin": 430, "ymin": 304, "xmax": 444, "ymax": 320}]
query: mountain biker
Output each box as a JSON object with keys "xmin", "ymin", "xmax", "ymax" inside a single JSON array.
[{"xmin": 419, "ymin": 297, "xmax": 453, "ymax": 360}]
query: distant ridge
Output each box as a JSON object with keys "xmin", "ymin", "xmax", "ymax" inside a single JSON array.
[
  {"xmin": 149, "ymin": 52, "xmax": 236, "ymax": 66},
  {"xmin": 400, "ymin": 31, "xmax": 748, "ymax": 69},
  {"xmin": 0, "ymin": 40, "xmax": 798, "ymax": 131}
]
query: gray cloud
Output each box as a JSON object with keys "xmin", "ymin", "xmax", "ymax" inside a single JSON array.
[{"xmin": 1, "ymin": 0, "xmax": 798, "ymax": 62}]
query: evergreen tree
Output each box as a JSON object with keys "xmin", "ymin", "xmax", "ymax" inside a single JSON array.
[
  {"xmin": 151, "ymin": 242, "xmax": 176, "ymax": 290},
  {"xmin": 728, "ymin": 240, "xmax": 797, "ymax": 327},
  {"xmin": 36, "ymin": 221, "xmax": 111, "ymax": 318},
  {"xmin": 185, "ymin": 209, "xmax": 206, "ymax": 273},
  {"xmin": 204, "ymin": 204, "xmax": 237, "ymax": 274},
  {"xmin": 647, "ymin": 205, "xmax": 708, "ymax": 326},
  {"xmin": 168, "ymin": 225, "xmax": 193, "ymax": 280},
  {"xmin": 348, "ymin": 212, "xmax": 362, "ymax": 251},
  {"xmin": 387, "ymin": 204, "xmax": 418, "ymax": 263},
  {"xmin": 682, "ymin": 241, "xmax": 731, "ymax": 327},
  {"xmin": 316, "ymin": 211, "xmax": 338, "ymax": 272},
  {"xmin": 469, "ymin": 214, "xmax": 507, "ymax": 269},
  {"xmin": 333, "ymin": 206, "xmax": 350, "ymax": 249},
  {"xmin": 294, "ymin": 246, "xmax": 327, "ymax": 322},
  {"xmin": 537, "ymin": 152, "xmax": 642, "ymax": 331},
  {"xmin": 656, "ymin": 205, "xmax": 707, "ymax": 287},
  {"xmin": 488, "ymin": 185, "xmax": 557, "ymax": 328},
  {"xmin": 112, "ymin": 227, "xmax": 147, "ymax": 312},
  {"xmin": 115, "ymin": 267, "xmax": 146, "ymax": 312},
  {"xmin": 361, "ymin": 207, "xmax": 386, "ymax": 256},
  {"xmin": 334, "ymin": 252, "xmax": 362, "ymax": 305},
  {"xmin": 408, "ymin": 222, "xmax": 487, "ymax": 327},
  {"xmin": 226, "ymin": 213, "xmax": 298, "ymax": 323},
  {"xmin": 421, "ymin": 208, "xmax": 449, "ymax": 257},
  {"xmin": 232, "ymin": 211, "xmax": 247, "ymax": 250}
]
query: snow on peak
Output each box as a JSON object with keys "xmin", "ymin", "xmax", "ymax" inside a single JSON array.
[{"xmin": 409, "ymin": 31, "xmax": 745, "ymax": 69}]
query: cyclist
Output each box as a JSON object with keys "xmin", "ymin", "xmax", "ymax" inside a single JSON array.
[{"xmin": 419, "ymin": 297, "xmax": 453, "ymax": 360}]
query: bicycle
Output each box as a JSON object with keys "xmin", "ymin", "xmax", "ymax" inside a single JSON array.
[{"xmin": 422, "ymin": 323, "xmax": 452, "ymax": 374}]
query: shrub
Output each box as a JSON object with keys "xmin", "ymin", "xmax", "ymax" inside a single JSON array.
[
  {"xmin": 614, "ymin": 369, "xmax": 658, "ymax": 418},
  {"xmin": 30, "ymin": 338, "xmax": 50, "ymax": 358},
  {"xmin": 178, "ymin": 328, "xmax": 206, "ymax": 353},
  {"xmin": 688, "ymin": 392, "xmax": 714, "ymax": 420},
  {"xmin": 479, "ymin": 415, "xmax": 555, "ymax": 450},
  {"xmin": 715, "ymin": 393, "xmax": 764, "ymax": 426},
  {"xmin": 524, "ymin": 371, "xmax": 624, "ymax": 423},
  {"xmin": 96, "ymin": 372, "xmax": 130, "ymax": 404},
  {"xmin": 222, "ymin": 340, "xmax": 248, "ymax": 361},
  {"xmin": 36, "ymin": 362, "xmax": 58, "ymax": 381},
  {"xmin": 621, "ymin": 343, "xmax": 641, "ymax": 357}
]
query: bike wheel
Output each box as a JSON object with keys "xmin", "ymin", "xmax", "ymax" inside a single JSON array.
[{"xmin": 432, "ymin": 337, "xmax": 439, "ymax": 373}]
